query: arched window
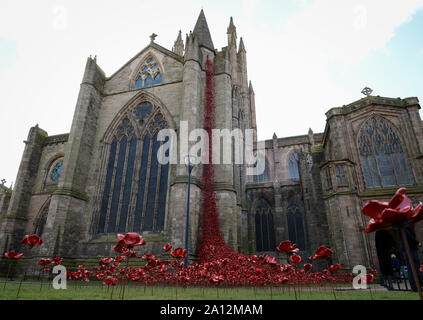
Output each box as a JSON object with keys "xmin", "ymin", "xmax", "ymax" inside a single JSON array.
[
  {"xmin": 34, "ymin": 201, "xmax": 50, "ymax": 237},
  {"xmin": 289, "ymin": 153, "xmax": 300, "ymax": 179},
  {"xmin": 44, "ymin": 158, "xmax": 64, "ymax": 189},
  {"xmin": 286, "ymin": 196, "xmax": 306, "ymax": 250},
  {"xmin": 252, "ymin": 158, "xmax": 269, "ymax": 182},
  {"xmin": 254, "ymin": 199, "xmax": 276, "ymax": 252},
  {"xmin": 134, "ymin": 57, "xmax": 162, "ymax": 89},
  {"xmin": 358, "ymin": 116, "xmax": 412, "ymax": 188},
  {"xmin": 97, "ymin": 102, "xmax": 170, "ymax": 234}
]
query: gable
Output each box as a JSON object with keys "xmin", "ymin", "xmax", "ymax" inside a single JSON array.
[{"xmin": 103, "ymin": 43, "xmax": 184, "ymax": 95}]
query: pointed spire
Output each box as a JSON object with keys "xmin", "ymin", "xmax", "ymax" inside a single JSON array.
[
  {"xmin": 227, "ymin": 16, "xmax": 237, "ymax": 47},
  {"xmin": 172, "ymin": 30, "xmax": 184, "ymax": 56},
  {"xmin": 238, "ymin": 37, "xmax": 246, "ymax": 53},
  {"xmin": 249, "ymin": 81, "xmax": 254, "ymax": 94},
  {"xmin": 193, "ymin": 9, "xmax": 214, "ymax": 51}
]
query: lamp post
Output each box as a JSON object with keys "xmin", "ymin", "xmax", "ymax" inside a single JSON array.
[{"xmin": 184, "ymin": 154, "xmax": 197, "ymax": 268}]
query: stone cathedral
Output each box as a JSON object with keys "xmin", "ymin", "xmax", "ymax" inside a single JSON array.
[{"xmin": 1, "ymin": 10, "xmax": 423, "ymax": 273}]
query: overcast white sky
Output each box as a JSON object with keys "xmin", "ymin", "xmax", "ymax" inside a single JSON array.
[{"xmin": 1, "ymin": 0, "xmax": 423, "ymax": 186}]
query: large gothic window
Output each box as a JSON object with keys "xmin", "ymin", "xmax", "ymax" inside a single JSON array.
[
  {"xmin": 97, "ymin": 102, "xmax": 170, "ymax": 234},
  {"xmin": 289, "ymin": 153, "xmax": 300, "ymax": 179},
  {"xmin": 286, "ymin": 197, "xmax": 306, "ymax": 251},
  {"xmin": 134, "ymin": 58, "xmax": 162, "ymax": 89},
  {"xmin": 254, "ymin": 199, "xmax": 276, "ymax": 252},
  {"xmin": 358, "ymin": 116, "xmax": 412, "ymax": 188}
]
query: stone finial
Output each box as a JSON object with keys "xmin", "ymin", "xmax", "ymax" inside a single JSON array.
[
  {"xmin": 308, "ymin": 128, "xmax": 315, "ymax": 145},
  {"xmin": 273, "ymin": 133, "xmax": 277, "ymax": 140},
  {"xmin": 150, "ymin": 33, "xmax": 158, "ymax": 43}
]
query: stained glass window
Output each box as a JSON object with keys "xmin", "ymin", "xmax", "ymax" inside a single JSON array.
[
  {"xmin": 358, "ymin": 116, "xmax": 412, "ymax": 188},
  {"xmin": 50, "ymin": 160, "xmax": 63, "ymax": 182},
  {"xmin": 335, "ymin": 165, "xmax": 347, "ymax": 185},
  {"xmin": 134, "ymin": 57, "xmax": 162, "ymax": 89},
  {"xmin": 97, "ymin": 105, "xmax": 170, "ymax": 235},
  {"xmin": 289, "ymin": 153, "xmax": 300, "ymax": 179},
  {"xmin": 254, "ymin": 199, "xmax": 275, "ymax": 252}
]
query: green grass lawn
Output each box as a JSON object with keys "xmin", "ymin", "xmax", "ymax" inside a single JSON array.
[{"xmin": 0, "ymin": 280, "xmax": 420, "ymax": 300}]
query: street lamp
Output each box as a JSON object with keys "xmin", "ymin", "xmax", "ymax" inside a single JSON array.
[{"xmin": 184, "ymin": 154, "xmax": 197, "ymax": 268}]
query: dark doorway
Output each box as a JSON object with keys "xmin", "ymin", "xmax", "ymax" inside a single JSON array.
[{"xmin": 375, "ymin": 230, "xmax": 404, "ymax": 276}]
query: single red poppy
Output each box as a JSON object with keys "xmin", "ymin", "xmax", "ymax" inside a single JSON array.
[
  {"xmin": 51, "ymin": 255, "xmax": 63, "ymax": 266},
  {"xmin": 163, "ymin": 243, "xmax": 173, "ymax": 252},
  {"xmin": 21, "ymin": 234, "xmax": 43, "ymax": 246},
  {"xmin": 4, "ymin": 250, "xmax": 23, "ymax": 259},
  {"xmin": 37, "ymin": 258, "xmax": 51, "ymax": 266},
  {"xmin": 362, "ymin": 188, "xmax": 423, "ymax": 232},
  {"xmin": 309, "ymin": 246, "xmax": 333, "ymax": 260},
  {"xmin": 171, "ymin": 248, "xmax": 187, "ymax": 259},
  {"xmin": 117, "ymin": 232, "xmax": 145, "ymax": 247},
  {"xmin": 304, "ymin": 263, "xmax": 312, "ymax": 272},
  {"xmin": 329, "ymin": 264, "xmax": 341, "ymax": 272},
  {"xmin": 276, "ymin": 240, "xmax": 300, "ymax": 254},
  {"xmin": 290, "ymin": 254, "xmax": 303, "ymax": 264}
]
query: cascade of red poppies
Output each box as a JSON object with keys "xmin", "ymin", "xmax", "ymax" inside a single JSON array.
[{"xmin": 196, "ymin": 59, "xmax": 232, "ymax": 263}]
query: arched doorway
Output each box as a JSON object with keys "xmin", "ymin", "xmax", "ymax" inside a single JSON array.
[{"xmin": 375, "ymin": 230, "xmax": 403, "ymax": 276}]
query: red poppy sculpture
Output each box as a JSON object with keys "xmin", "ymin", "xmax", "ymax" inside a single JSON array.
[
  {"xmin": 276, "ymin": 240, "xmax": 300, "ymax": 254},
  {"xmin": 362, "ymin": 187, "xmax": 423, "ymax": 300},
  {"xmin": 117, "ymin": 232, "xmax": 146, "ymax": 248},
  {"xmin": 21, "ymin": 234, "xmax": 43, "ymax": 246},
  {"xmin": 309, "ymin": 245, "xmax": 333, "ymax": 260},
  {"xmin": 4, "ymin": 250, "xmax": 23, "ymax": 259},
  {"xmin": 362, "ymin": 187, "xmax": 423, "ymax": 232}
]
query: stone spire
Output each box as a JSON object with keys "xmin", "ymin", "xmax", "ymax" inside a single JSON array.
[
  {"xmin": 238, "ymin": 37, "xmax": 246, "ymax": 53},
  {"xmin": 227, "ymin": 16, "xmax": 237, "ymax": 47},
  {"xmin": 193, "ymin": 9, "xmax": 215, "ymax": 51},
  {"xmin": 172, "ymin": 30, "xmax": 184, "ymax": 56}
]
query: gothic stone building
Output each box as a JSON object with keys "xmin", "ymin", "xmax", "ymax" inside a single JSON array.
[{"xmin": 1, "ymin": 10, "xmax": 423, "ymax": 272}]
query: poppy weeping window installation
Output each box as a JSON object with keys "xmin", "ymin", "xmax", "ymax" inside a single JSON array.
[
  {"xmin": 97, "ymin": 102, "xmax": 170, "ymax": 234},
  {"xmin": 289, "ymin": 153, "xmax": 300, "ymax": 179},
  {"xmin": 286, "ymin": 197, "xmax": 306, "ymax": 251},
  {"xmin": 254, "ymin": 199, "xmax": 276, "ymax": 252},
  {"xmin": 358, "ymin": 116, "xmax": 412, "ymax": 188},
  {"xmin": 134, "ymin": 58, "xmax": 162, "ymax": 89}
]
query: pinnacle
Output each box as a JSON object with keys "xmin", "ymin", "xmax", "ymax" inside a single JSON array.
[
  {"xmin": 193, "ymin": 9, "xmax": 215, "ymax": 51},
  {"xmin": 238, "ymin": 37, "xmax": 246, "ymax": 53}
]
